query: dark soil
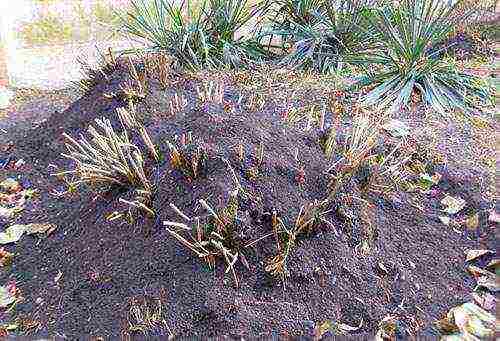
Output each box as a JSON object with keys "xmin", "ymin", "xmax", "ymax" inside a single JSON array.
[{"xmin": 0, "ymin": 61, "xmax": 497, "ymax": 339}]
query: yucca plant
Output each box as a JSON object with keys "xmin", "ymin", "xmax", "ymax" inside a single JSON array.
[
  {"xmin": 258, "ymin": 0, "xmax": 378, "ymax": 72},
  {"xmin": 356, "ymin": 0, "xmax": 493, "ymax": 114},
  {"xmin": 118, "ymin": 0, "xmax": 267, "ymax": 69},
  {"xmin": 256, "ymin": 0, "xmax": 328, "ymax": 36}
]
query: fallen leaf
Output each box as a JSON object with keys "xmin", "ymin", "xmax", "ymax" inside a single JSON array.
[
  {"xmin": 330, "ymin": 319, "xmax": 362, "ymax": 335},
  {"xmin": 24, "ymin": 223, "xmax": 57, "ymax": 235},
  {"xmin": 0, "ymin": 205, "xmax": 23, "ymax": 219},
  {"xmin": 0, "ymin": 248, "xmax": 13, "ymax": 267},
  {"xmin": 375, "ymin": 315, "xmax": 398, "ymax": 341},
  {"xmin": 485, "ymin": 259, "xmax": 499, "ymax": 270},
  {"xmin": 465, "ymin": 213, "xmax": 479, "ymax": 230},
  {"xmin": 465, "ymin": 250, "xmax": 494, "ymax": 262},
  {"xmin": 472, "ymin": 291, "xmax": 496, "ymax": 310},
  {"xmin": 476, "ymin": 275, "xmax": 499, "ymax": 292},
  {"xmin": 441, "ymin": 195, "xmax": 466, "ymax": 215},
  {"xmin": 0, "ymin": 87, "xmax": 14, "ymax": 110},
  {"xmin": 457, "ymin": 303, "xmax": 495, "ymax": 338},
  {"xmin": 439, "ymin": 216, "xmax": 451, "ymax": 226},
  {"xmin": 0, "ymin": 323, "xmax": 18, "ymax": 337},
  {"xmin": 0, "ymin": 285, "xmax": 16, "ymax": 308},
  {"xmin": 467, "ymin": 265, "xmax": 490, "ymax": 278},
  {"xmin": 314, "ymin": 320, "xmax": 332, "ymax": 340},
  {"xmin": 0, "ymin": 178, "xmax": 20, "ymax": 193},
  {"xmin": 467, "ymin": 266, "xmax": 499, "ymax": 291},
  {"xmin": 0, "ymin": 223, "xmax": 57, "ymax": 244},
  {"xmin": 434, "ymin": 316, "xmax": 460, "ymax": 334},
  {"xmin": 315, "ymin": 319, "xmax": 362, "ymax": 338},
  {"xmin": 0, "ymin": 225, "xmax": 27, "ymax": 244},
  {"xmin": 437, "ymin": 302, "xmax": 495, "ymax": 339}
]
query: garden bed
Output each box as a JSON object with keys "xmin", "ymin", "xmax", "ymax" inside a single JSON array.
[{"xmin": 0, "ymin": 57, "xmax": 497, "ymax": 338}]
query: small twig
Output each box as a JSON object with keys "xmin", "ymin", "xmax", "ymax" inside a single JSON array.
[{"xmin": 169, "ymin": 203, "xmax": 191, "ymax": 222}]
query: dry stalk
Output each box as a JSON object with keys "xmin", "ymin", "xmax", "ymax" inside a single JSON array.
[
  {"xmin": 117, "ymin": 107, "xmax": 159, "ymax": 162},
  {"xmin": 163, "ymin": 191, "xmax": 252, "ymax": 287},
  {"xmin": 166, "ymin": 138, "xmax": 208, "ymax": 180},
  {"xmin": 196, "ymin": 80, "xmax": 224, "ymax": 105},
  {"xmin": 266, "ymin": 200, "xmax": 330, "ymax": 279},
  {"xmin": 345, "ymin": 114, "xmax": 381, "ymax": 170},
  {"xmin": 168, "ymin": 92, "xmax": 188, "ymax": 116}
]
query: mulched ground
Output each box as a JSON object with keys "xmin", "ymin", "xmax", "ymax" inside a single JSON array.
[{"xmin": 0, "ymin": 59, "xmax": 497, "ymax": 339}]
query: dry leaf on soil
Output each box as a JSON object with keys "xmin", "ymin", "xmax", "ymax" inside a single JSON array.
[
  {"xmin": 375, "ymin": 315, "xmax": 399, "ymax": 341},
  {"xmin": 0, "ymin": 179, "xmax": 20, "ymax": 193},
  {"xmin": 467, "ymin": 266, "xmax": 499, "ymax": 292},
  {"xmin": 0, "ymin": 205, "xmax": 23, "ymax": 219},
  {"xmin": 314, "ymin": 319, "xmax": 362, "ymax": 339},
  {"xmin": 465, "ymin": 213, "xmax": 479, "ymax": 230},
  {"xmin": 436, "ymin": 302, "xmax": 496, "ymax": 340},
  {"xmin": 0, "ymin": 248, "xmax": 13, "ymax": 267},
  {"xmin": 441, "ymin": 196, "xmax": 466, "ymax": 215},
  {"xmin": 0, "ymin": 285, "xmax": 16, "ymax": 308},
  {"xmin": 0, "ymin": 225, "xmax": 27, "ymax": 244},
  {"xmin": 471, "ymin": 291, "xmax": 496, "ymax": 310},
  {"xmin": 465, "ymin": 250, "xmax": 494, "ymax": 262},
  {"xmin": 0, "ymin": 223, "xmax": 57, "ymax": 244},
  {"xmin": 24, "ymin": 223, "xmax": 57, "ymax": 235}
]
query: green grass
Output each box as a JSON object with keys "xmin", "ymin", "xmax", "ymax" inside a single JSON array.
[{"xmin": 18, "ymin": 14, "xmax": 74, "ymax": 46}]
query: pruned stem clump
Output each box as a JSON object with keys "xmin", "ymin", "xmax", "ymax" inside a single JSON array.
[
  {"xmin": 165, "ymin": 190, "xmax": 257, "ymax": 287},
  {"xmin": 58, "ymin": 117, "xmax": 151, "ymax": 191},
  {"xmin": 167, "ymin": 134, "xmax": 208, "ymax": 181}
]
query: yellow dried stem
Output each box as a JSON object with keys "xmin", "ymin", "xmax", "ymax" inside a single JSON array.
[{"xmin": 237, "ymin": 142, "xmax": 244, "ymax": 163}]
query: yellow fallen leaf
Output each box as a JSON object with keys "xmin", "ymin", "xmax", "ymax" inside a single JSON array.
[
  {"xmin": 441, "ymin": 195, "xmax": 466, "ymax": 214},
  {"xmin": 375, "ymin": 315, "xmax": 398, "ymax": 341},
  {"xmin": 0, "ymin": 225, "xmax": 27, "ymax": 244},
  {"xmin": 438, "ymin": 303, "xmax": 495, "ymax": 339},
  {"xmin": 314, "ymin": 320, "xmax": 332, "ymax": 340},
  {"xmin": 24, "ymin": 223, "xmax": 57, "ymax": 235},
  {"xmin": 465, "ymin": 213, "xmax": 479, "ymax": 230}
]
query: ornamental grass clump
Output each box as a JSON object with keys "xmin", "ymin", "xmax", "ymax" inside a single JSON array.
[{"xmin": 57, "ymin": 109, "xmax": 156, "ymax": 192}]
